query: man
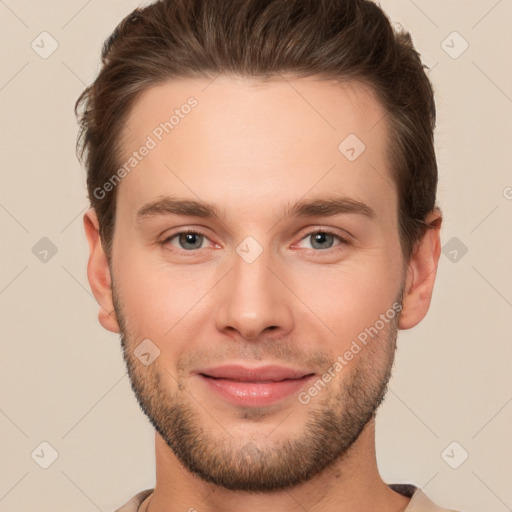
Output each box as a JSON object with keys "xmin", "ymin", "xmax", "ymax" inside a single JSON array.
[{"xmin": 76, "ymin": 0, "xmax": 454, "ymax": 510}]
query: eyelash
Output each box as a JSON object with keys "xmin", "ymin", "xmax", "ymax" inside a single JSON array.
[
  {"xmin": 161, "ymin": 228, "xmax": 350, "ymax": 254},
  {"xmin": 299, "ymin": 230, "xmax": 351, "ymax": 251}
]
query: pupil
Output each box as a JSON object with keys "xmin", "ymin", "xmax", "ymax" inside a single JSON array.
[
  {"xmin": 313, "ymin": 232, "xmax": 332, "ymax": 249},
  {"xmin": 181, "ymin": 233, "xmax": 201, "ymax": 249}
]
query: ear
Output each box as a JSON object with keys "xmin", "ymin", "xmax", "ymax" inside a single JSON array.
[
  {"xmin": 399, "ymin": 208, "xmax": 443, "ymax": 330},
  {"xmin": 83, "ymin": 209, "xmax": 120, "ymax": 333}
]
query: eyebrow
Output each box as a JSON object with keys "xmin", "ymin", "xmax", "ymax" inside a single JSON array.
[{"xmin": 136, "ymin": 195, "xmax": 376, "ymax": 222}]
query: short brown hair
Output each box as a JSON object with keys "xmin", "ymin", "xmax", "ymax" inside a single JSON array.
[{"xmin": 75, "ymin": 0, "xmax": 439, "ymax": 261}]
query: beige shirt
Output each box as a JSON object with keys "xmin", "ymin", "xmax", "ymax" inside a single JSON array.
[{"xmin": 114, "ymin": 484, "xmax": 460, "ymax": 511}]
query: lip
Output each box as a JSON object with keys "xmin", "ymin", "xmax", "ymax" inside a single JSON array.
[
  {"xmin": 196, "ymin": 364, "xmax": 316, "ymax": 407},
  {"xmin": 197, "ymin": 364, "xmax": 312, "ymax": 381}
]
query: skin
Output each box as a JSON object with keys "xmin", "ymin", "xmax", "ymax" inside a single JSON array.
[{"xmin": 84, "ymin": 75, "xmax": 442, "ymax": 512}]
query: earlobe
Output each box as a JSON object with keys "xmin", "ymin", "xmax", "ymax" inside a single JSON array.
[
  {"xmin": 398, "ymin": 208, "xmax": 443, "ymax": 330},
  {"xmin": 83, "ymin": 209, "xmax": 120, "ymax": 333}
]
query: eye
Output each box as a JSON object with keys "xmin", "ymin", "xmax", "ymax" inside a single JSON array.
[
  {"xmin": 296, "ymin": 230, "xmax": 349, "ymax": 251},
  {"xmin": 161, "ymin": 228, "xmax": 349, "ymax": 254},
  {"xmin": 163, "ymin": 230, "xmax": 210, "ymax": 251}
]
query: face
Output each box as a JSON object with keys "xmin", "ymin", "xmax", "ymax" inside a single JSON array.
[{"xmin": 105, "ymin": 76, "xmax": 409, "ymax": 491}]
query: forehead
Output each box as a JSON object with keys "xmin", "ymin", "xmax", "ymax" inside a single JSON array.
[{"xmin": 118, "ymin": 75, "xmax": 396, "ymax": 225}]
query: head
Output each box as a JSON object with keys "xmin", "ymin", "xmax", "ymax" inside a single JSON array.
[{"xmin": 78, "ymin": 0, "xmax": 442, "ymax": 493}]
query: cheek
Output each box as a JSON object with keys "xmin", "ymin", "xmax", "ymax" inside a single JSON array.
[
  {"xmin": 112, "ymin": 245, "xmax": 210, "ymax": 339},
  {"xmin": 289, "ymin": 253, "xmax": 402, "ymax": 344},
  {"xmin": 112, "ymin": 215, "xmax": 403, "ymax": 349}
]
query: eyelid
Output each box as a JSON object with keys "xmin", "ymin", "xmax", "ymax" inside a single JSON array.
[
  {"xmin": 292, "ymin": 228, "xmax": 351, "ymax": 250},
  {"xmin": 161, "ymin": 226, "xmax": 351, "ymax": 253},
  {"xmin": 162, "ymin": 228, "xmax": 216, "ymax": 249}
]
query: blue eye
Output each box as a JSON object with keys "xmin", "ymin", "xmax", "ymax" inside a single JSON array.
[
  {"xmin": 311, "ymin": 232, "xmax": 335, "ymax": 250},
  {"xmin": 298, "ymin": 230, "xmax": 348, "ymax": 251},
  {"xmin": 164, "ymin": 231, "xmax": 209, "ymax": 251},
  {"xmin": 162, "ymin": 229, "xmax": 349, "ymax": 254}
]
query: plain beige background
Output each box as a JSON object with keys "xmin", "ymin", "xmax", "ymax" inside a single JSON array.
[{"xmin": 0, "ymin": 0, "xmax": 511, "ymax": 511}]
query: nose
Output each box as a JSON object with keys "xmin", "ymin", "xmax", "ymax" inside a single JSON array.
[{"xmin": 215, "ymin": 248, "xmax": 294, "ymax": 341}]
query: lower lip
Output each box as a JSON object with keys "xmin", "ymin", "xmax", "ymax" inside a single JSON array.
[{"xmin": 199, "ymin": 374, "xmax": 315, "ymax": 407}]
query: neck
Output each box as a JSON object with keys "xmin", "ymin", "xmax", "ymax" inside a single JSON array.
[{"xmin": 143, "ymin": 419, "xmax": 410, "ymax": 512}]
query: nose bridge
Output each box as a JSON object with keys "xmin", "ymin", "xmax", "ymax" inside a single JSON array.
[{"xmin": 215, "ymin": 242, "xmax": 293, "ymax": 340}]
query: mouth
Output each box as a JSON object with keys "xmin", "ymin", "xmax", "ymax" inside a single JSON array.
[
  {"xmin": 203, "ymin": 376, "xmax": 309, "ymax": 383},
  {"xmin": 196, "ymin": 365, "xmax": 316, "ymax": 406}
]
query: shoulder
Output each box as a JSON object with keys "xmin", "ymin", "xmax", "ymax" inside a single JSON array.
[
  {"xmin": 114, "ymin": 489, "xmax": 154, "ymax": 512},
  {"xmin": 389, "ymin": 483, "xmax": 461, "ymax": 512}
]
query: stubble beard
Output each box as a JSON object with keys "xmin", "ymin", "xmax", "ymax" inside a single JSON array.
[{"xmin": 113, "ymin": 282, "xmax": 403, "ymax": 492}]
